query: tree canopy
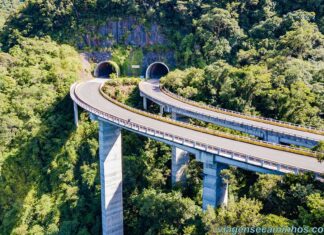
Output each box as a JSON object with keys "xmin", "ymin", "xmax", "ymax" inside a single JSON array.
[{"xmin": 0, "ymin": 0, "xmax": 323, "ymax": 234}]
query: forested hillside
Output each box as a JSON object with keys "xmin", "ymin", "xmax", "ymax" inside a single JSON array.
[
  {"xmin": 1, "ymin": 0, "xmax": 323, "ymax": 128},
  {"xmin": 0, "ymin": 0, "xmax": 22, "ymax": 28},
  {"xmin": 0, "ymin": 0, "xmax": 323, "ymax": 234}
]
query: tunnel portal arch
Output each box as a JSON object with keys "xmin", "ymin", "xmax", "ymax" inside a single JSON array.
[
  {"xmin": 94, "ymin": 61, "xmax": 120, "ymax": 78},
  {"xmin": 145, "ymin": 62, "xmax": 169, "ymax": 79}
]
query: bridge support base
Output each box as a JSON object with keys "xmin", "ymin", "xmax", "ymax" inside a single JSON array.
[
  {"xmin": 99, "ymin": 121, "xmax": 124, "ymax": 235},
  {"xmin": 73, "ymin": 101, "xmax": 79, "ymax": 127},
  {"xmin": 202, "ymin": 162, "xmax": 229, "ymax": 210}
]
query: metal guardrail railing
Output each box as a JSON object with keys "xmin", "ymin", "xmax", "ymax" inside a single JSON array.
[
  {"xmin": 142, "ymin": 88, "xmax": 317, "ymax": 144},
  {"xmin": 139, "ymin": 86, "xmax": 322, "ymax": 156},
  {"xmin": 70, "ymin": 83, "xmax": 323, "ymax": 179},
  {"xmin": 107, "ymin": 84, "xmax": 321, "ymax": 157},
  {"xmin": 159, "ymin": 85, "xmax": 324, "ymax": 136}
]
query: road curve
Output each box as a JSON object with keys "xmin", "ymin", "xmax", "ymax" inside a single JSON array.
[
  {"xmin": 139, "ymin": 79, "xmax": 324, "ymax": 142},
  {"xmin": 72, "ymin": 79, "xmax": 323, "ymax": 174}
]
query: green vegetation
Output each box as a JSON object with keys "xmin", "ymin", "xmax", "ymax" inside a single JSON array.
[
  {"xmin": 0, "ymin": 37, "xmax": 104, "ymax": 234},
  {"xmin": 101, "ymin": 79, "xmax": 320, "ymax": 159},
  {"xmin": 313, "ymin": 141, "xmax": 324, "ymax": 161},
  {"xmin": 0, "ymin": 0, "xmax": 22, "ymax": 28},
  {"xmin": 111, "ymin": 47, "xmax": 144, "ymax": 77},
  {"xmin": 161, "ymin": 61, "xmax": 323, "ymax": 128},
  {"xmin": 0, "ymin": 0, "xmax": 323, "ymax": 234},
  {"xmin": 102, "ymin": 77, "xmax": 140, "ymax": 105}
]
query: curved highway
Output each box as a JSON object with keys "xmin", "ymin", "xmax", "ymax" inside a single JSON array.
[
  {"xmin": 139, "ymin": 80, "xmax": 324, "ymax": 146},
  {"xmin": 71, "ymin": 79, "xmax": 323, "ymax": 175}
]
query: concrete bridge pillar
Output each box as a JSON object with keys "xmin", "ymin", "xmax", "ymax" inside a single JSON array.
[
  {"xmin": 73, "ymin": 101, "xmax": 79, "ymax": 127},
  {"xmin": 171, "ymin": 112, "xmax": 177, "ymax": 120},
  {"xmin": 171, "ymin": 112, "xmax": 188, "ymax": 122},
  {"xmin": 89, "ymin": 113, "xmax": 97, "ymax": 121},
  {"xmin": 171, "ymin": 112, "xmax": 190, "ymax": 186},
  {"xmin": 99, "ymin": 121, "xmax": 124, "ymax": 235},
  {"xmin": 171, "ymin": 147, "xmax": 190, "ymax": 185},
  {"xmin": 159, "ymin": 105, "xmax": 164, "ymax": 116},
  {"xmin": 143, "ymin": 97, "xmax": 147, "ymax": 110},
  {"xmin": 202, "ymin": 162, "xmax": 229, "ymax": 210}
]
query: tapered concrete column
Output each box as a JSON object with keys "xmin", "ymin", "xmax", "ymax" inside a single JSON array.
[
  {"xmin": 99, "ymin": 121, "xmax": 123, "ymax": 235},
  {"xmin": 159, "ymin": 105, "xmax": 164, "ymax": 116},
  {"xmin": 171, "ymin": 112, "xmax": 190, "ymax": 185},
  {"xmin": 73, "ymin": 101, "xmax": 79, "ymax": 127},
  {"xmin": 89, "ymin": 113, "xmax": 97, "ymax": 121},
  {"xmin": 143, "ymin": 97, "xmax": 147, "ymax": 110},
  {"xmin": 171, "ymin": 112, "xmax": 177, "ymax": 120},
  {"xmin": 202, "ymin": 162, "xmax": 229, "ymax": 210},
  {"xmin": 171, "ymin": 147, "xmax": 190, "ymax": 185}
]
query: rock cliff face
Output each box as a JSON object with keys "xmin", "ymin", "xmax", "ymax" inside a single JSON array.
[
  {"xmin": 78, "ymin": 17, "xmax": 175, "ymax": 76},
  {"xmin": 79, "ymin": 18, "xmax": 167, "ymax": 48}
]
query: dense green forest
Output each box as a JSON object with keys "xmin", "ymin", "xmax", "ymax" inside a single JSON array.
[
  {"xmin": 0, "ymin": 0, "xmax": 22, "ymax": 27},
  {"xmin": 0, "ymin": 0, "xmax": 323, "ymax": 234}
]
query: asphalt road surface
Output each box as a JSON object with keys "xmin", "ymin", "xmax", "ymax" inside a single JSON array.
[
  {"xmin": 139, "ymin": 79, "xmax": 324, "ymax": 142},
  {"xmin": 72, "ymin": 79, "xmax": 324, "ymax": 174}
]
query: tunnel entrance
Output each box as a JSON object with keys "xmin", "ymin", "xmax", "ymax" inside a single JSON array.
[
  {"xmin": 145, "ymin": 62, "xmax": 169, "ymax": 79},
  {"xmin": 94, "ymin": 61, "xmax": 120, "ymax": 78}
]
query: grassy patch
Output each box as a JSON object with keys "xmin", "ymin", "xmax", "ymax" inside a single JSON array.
[{"xmin": 101, "ymin": 77, "xmax": 141, "ymax": 105}]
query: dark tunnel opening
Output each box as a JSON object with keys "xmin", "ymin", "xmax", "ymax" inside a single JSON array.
[
  {"xmin": 147, "ymin": 63, "xmax": 169, "ymax": 79},
  {"xmin": 96, "ymin": 62, "xmax": 116, "ymax": 78}
]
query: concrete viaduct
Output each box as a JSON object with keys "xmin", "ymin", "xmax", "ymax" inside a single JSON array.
[
  {"xmin": 139, "ymin": 81, "xmax": 324, "ymax": 149},
  {"xmin": 71, "ymin": 61, "xmax": 324, "ymax": 235}
]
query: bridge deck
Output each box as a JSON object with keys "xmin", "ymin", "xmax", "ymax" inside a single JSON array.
[
  {"xmin": 72, "ymin": 79, "xmax": 323, "ymax": 174},
  {"xmin": 139, "ymin": 80, "xmax": 324, "ymax": 142}
]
